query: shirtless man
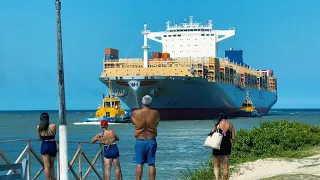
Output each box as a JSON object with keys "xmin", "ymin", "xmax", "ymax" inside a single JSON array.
[
  {"xmin": 132, "ymin": 95, "xmax": 160, "ymax": 180},
  {"xmin": 91, "ymin": 120, "xmax": 122, "ymax": 180}
]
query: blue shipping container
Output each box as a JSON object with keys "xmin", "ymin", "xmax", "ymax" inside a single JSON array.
[
  {"xmin": 105, "ymin": 55, "xmax": 119, "ymax": 60},
  {"xmin": 148, "ymin": 52, "xmax": 153, "ymax": 59},
  {"xmin": 225, "ymin": 49, "xmax": 244, "ymax": 64}
]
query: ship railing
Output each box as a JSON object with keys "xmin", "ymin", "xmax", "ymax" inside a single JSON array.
[
  {"xmin": 107, "ymin": 57, "xmax": 212, "ymax": 64},
  {"xmin": 104, "ymin": 57, "xmax": 262, "ymax": 75},
  {"xmin": 0, "ymin": 139, "xmax": 106, "ymax": 180}
]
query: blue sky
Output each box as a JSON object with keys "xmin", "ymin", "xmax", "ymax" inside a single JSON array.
[{"xmin": 0, "ymin": 0, "xmax": 319, "ymax": 110}]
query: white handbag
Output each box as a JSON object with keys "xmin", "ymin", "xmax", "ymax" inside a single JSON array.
[{"xmin": 203, "ymin": 124, "xmax": 223, "ymax": 150}]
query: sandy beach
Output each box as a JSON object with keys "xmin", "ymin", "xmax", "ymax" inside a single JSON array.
[{"xmin": 230, "ymin": 152, "xmax": 320, "ymax": 180}]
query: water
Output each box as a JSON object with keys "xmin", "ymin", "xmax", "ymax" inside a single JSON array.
[{"xmin": 1, "ymin": 109, "xmax": 320, "ymax": 179}]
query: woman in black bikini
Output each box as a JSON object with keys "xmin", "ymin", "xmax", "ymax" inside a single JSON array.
[
  {"xmin": 211, "ymin": 113, "xmax": 236, "ymax": 180},
  {"xmin": 37, "ymin": 112, "xmax": 57, "ymax": 180}
]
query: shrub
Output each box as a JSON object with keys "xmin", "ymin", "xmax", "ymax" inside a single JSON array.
[{"xmin": 179, "ymin": 120, "xmax": 320, "ymax": 180}]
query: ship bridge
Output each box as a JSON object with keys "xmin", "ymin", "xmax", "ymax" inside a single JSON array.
[{"xmin": 147, "ymin": 16, "xmax": 235, "ymax": 58}]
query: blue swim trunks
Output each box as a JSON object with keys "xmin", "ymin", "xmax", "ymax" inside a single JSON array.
[
  {"xmin": 41, "ymin": 140, "xmax": 57, "ymax": 157},
  {"xmin": 133, "ymin": 139, "xmax": 157, "ymax": 165},
  {"xmin": 104, "ymin": 144, "xmax": 120, "ymax": 159}
]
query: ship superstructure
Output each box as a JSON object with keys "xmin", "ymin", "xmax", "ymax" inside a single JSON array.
[
  {"xmin": 147, "ymin": 16, "xmax": 235, "ymax": 58},
  {"xmin": 99, "ymin": 16, "xmax": 278, "ymax": 120}
]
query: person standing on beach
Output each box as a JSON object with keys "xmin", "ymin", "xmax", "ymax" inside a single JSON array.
[
  {"xmin": 37, "ymin": 112, "xmax": 57, "ymax": 180},
  {"xmin": 211, "ymin": 113, "xmax": 235, "ymax": 180},
  {"xmin": 91, "ymin": 120, "xmax": 122, "ymax": 180},
  {"xmin": 132, "ymin": 95, "xmax": 160, "ymax": 180}
]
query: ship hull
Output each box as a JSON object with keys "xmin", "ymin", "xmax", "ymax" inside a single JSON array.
[{"xmin": 99, "ymin": 76, "xmax": 277, "ymax": 120}]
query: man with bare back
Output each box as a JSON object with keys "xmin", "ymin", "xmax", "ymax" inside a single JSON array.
[{"xmin": 132, "ymin": 95, "xmax": 160, "ymax": 180}]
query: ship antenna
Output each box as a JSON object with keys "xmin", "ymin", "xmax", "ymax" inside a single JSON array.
[
  {"xmin": 189, "ymin": 15, "xmax": 193, "ymax": 25},
  {"xmin": 142, "ymin": 23, "xmax": 150, "ymax": 68}
]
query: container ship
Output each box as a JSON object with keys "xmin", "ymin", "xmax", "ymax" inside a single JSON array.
[{"xmin": 99, "ymin": 16, "xmax": 278, "ymax": 120}]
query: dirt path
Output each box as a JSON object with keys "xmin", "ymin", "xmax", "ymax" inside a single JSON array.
[{"xmin": 229, "ymin": 154, "xmax": 320, "ymax": 180}]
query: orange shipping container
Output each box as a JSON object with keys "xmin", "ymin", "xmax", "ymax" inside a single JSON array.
[
  {"xmin": 105, "ymin": 48, "xmax": 119, "ymax": 56},
  {"xmin": 162, "ymin": 52, "xmax": 170, "ymax": 59}
]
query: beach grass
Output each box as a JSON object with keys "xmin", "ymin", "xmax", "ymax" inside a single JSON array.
[
  {"xmin": 278, "ymin": 145, "xmax": 320, "ymax": 159},
  {"xmin": 178, "ymin": 120, "xmax": 320, "ymax": 180}
]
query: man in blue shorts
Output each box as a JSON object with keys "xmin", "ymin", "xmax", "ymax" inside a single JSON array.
[{"xmin": 132, "ymin": 95, "xmax": 160, "ymax": 180}]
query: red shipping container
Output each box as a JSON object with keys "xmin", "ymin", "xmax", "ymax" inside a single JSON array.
[
  {"xmin": 105, "ymin": 48, "xmax": 119, "ymax": 56},
  {"xmin": 152, "ymin": 52, "xmax": 161, "ymax": 58}
]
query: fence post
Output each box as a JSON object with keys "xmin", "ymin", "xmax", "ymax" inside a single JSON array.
[
  {"xmin": 78, "ymin": 143, "xmax": 82, "ymax": 180},
  {"xmin": 27, "ymin": 140, "xmax": 31, "ymax": 180},
  {"xmin": 56, "ymin": 143, "xmax": 60, "ymax": 180},
  {"xmin": 100, "ymin": 144, "xmax": 105, "ymax": 179}
]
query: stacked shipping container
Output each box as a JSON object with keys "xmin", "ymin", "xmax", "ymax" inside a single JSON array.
[
  {"xmin": 105, "ymin": 48, "xmax": 119, "ymax": 60},
  {"xmin": 152, "ymin": 52, "xmax": 162, "ymax": 58},
  {"xmin": 259, "ymin": 70, "xmax": 274, "ymax": 76},
  {"xmin": 224, "ymin": 49, "xmax": 243, "ymax": 64},
  {"xmin": 230, "ymin": 67, "xmax": 234, "ymax": 84},
  {"xmin": 162, "ymin": 52, "xmax": 170, "ymax": 59},
  {"xmin": 214, "ymin": 58, "xmax": 220, "ymax": 79},
  {"xmin": 148, "ymin": 52, "xmax": 171, "ymax": 60},
  {"xmin": 202, "ymin": 60, "xmax": 275, "ymax": 91}
]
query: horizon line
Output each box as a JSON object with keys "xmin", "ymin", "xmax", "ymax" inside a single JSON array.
[{"xmin": 0, "ymin": 107, "xmax": 320, "ymax": 112}]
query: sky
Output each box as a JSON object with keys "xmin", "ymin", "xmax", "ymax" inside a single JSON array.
[{"xmin": 0, "ymin": 0, "xmax": 319, "ymax": 110}]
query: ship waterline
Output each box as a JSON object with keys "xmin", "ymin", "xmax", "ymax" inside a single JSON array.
[{"xmin": 129, "ymin": 108, "xmax": 271, "ymax": 120}]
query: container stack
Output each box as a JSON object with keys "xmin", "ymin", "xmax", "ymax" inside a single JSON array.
[
  {"xmin": 241, "ymin": 74, "xmax": 245, "ymax": 83},
  {"xmin": 105, "ymin": 48, "xmax": 119, "ymax": 60},
  {"xmin": 209, "ymin": 57, "xmax": 214, "ymax": 64},
  {"xmin": 147, "ymin": 52, "xmax": 171, "ymax": 61},
  {"xmin": 161, "ymin": 52, "xmax": 170, "ymax": 59},
  {"xmin": 152, "ymin": 52, "xmax": 162, "ymax": 59},
  {"xmin": 244, "ymin": 73, "xmax": 249, "ymax": 85},
  {"xmin": 225, "ymin": 66, "xmax": 230, "ymax": 81},
  {"xmin": 253, "ymin": 75, "xmax": 257, "ymax": 86},
  {"xmin": 214, "ymin": 58, "xmax": 220, "ymax": 79},
  {"xmin": 230, "ymin": 67, "xmax": 235, "ymax": 83}
]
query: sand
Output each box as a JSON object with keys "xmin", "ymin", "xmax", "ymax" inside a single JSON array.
[{"xmin": 229, "ymin": 154, "xmax": 320, "ymax": 180}]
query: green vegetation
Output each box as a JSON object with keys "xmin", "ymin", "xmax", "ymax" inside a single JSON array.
[{"xmin": 179, "ymin": 120, "xmax": 320, "ymax": 180}]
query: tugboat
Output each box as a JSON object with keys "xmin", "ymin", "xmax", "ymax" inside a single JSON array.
[
  {"xmin": 233, "ymin": 91, "xmax": 260, "ymax": 117},
  {"xmin": 74, "ymin": 80, "xmax": 131, "ymax": 125}
]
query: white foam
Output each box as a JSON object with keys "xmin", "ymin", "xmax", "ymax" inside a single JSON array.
[{"xmin": 73, "ymin": 122, "xmax": 126, "ymax": 125}]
